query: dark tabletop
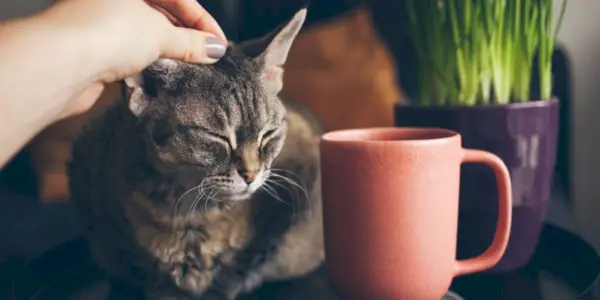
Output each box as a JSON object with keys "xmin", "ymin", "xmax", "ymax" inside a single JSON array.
[
  {"xmin": 2, "ymin": 224, "xmax": 598, "ymax": 300},
  {"xmin": 0, "ymin": 185, "xmax": 598, "ymax": 300}
]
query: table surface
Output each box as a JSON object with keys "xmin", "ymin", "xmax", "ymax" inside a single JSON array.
[
  {"xmin": 446, "ymin": 184, "xmax": 599, "ymax": 300},
  {"xmin": 4, "ymin": 221, "xmax": 598, "ymax": 300},
  {"xmin": 450, "ymin": 223, "xmax": 600, "ymax": 299},
  {"xmin": 1, "ymin": 182, "xmax": 597, "ymax": 300}
]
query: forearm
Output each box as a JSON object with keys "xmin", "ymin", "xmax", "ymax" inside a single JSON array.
[{"xmin": 0, "ymin": 5, "xmax": 101, "ymax": 166}]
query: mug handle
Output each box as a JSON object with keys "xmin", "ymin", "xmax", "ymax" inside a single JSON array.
[{"xmin": 454, "ymin": 149, "xmax": 513, "ymax": 276}]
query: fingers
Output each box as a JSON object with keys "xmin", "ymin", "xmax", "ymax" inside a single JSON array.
[
  {"xmin": 146, "ymin": 0, "xmax": 226, "ymax": 40},
  {"xmin": 160, "ymin": 27, "xmax": 227, "ymax": 64},
  {"xmin": 147, "ymin": 3, "xmax": 182, "ymax": 26}
]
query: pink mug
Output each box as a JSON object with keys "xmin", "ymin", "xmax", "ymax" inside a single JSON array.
[{"xmin": 320, "ymin": 127, "xmax": 512, "ymax": 300}]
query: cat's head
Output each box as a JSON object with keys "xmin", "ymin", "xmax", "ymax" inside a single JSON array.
[{"xmin": 123, "ymin": 9, "xmax": 306, "ymax": 201}]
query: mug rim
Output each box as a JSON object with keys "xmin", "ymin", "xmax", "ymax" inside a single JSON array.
[{"xmin": 321, "ymin": 127, "xmax": 460, "ymax": 145}]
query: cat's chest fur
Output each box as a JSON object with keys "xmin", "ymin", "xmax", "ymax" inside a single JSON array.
[
  {"xmin": 68, "ymin": 8, "xmax": 326, "ymax": 297},
  {"xmin": 123, "ymin": 190, "xmax": 257, "ymax": 293}
]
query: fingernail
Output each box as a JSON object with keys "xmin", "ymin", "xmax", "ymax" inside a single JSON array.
[{"xmin": 206, "ymin": 36, "xmax": 227, "ymax": 59}]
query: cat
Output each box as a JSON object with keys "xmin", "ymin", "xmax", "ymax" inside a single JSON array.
[{"xmin": 67, "ymin": 8, "xmax": 326, "ymax": 300}]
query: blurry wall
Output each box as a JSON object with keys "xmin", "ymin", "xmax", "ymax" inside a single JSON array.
[
  {"xmin": 555, "ymin": 0, "xmax": 600, "ymax": 250},
  {"xmin": 1, "ymin": 0, "xmax": 598, "ymax": 250}
]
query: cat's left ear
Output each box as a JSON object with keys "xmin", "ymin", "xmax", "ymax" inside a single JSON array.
[
  {"xmin": 123, "ymin": 74, "xmax": 148, "ymax": 117},
  {"xmin": 240, "ymin": 8, "xmax": 307, "ymax": 93},
  {"xmin": 124, "ymin": 58, "xmax": 179, "ymax": 116}
]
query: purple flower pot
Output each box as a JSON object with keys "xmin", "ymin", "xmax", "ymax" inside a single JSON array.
[{"xmin": 394, "ymin": 99, "xmax": 559, "ymax": 272}]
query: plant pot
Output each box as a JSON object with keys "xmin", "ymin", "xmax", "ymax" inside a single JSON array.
[{"xmin": 394, "ymin": 99, "xmax": 559, "ymax": 272}]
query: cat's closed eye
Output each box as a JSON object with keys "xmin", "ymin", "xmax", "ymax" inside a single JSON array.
[
  {"xmin": 204, "ymin": 131, "xmax": 232, "ymax": 148},
  {"xmin": 181, "ymin": 124, "xmax": 232, "ymax": 150},
  {"xmin": 199, "ymin": 132, "xmax": 234, "ymax": 161},
  {"xmin": 260, "ymin": 128, "xmax": 279, "ymax": 148}
]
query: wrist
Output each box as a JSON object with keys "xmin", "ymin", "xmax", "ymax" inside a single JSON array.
[
  {"xmin": 38, "ymin": 0, "xmax": 111, "ymax": 84},
  {"xmin": 0, "ymin": 0, "xmax": 114, "ymax": 165},
  {"xmin": 0, "ymin": 1, "xmax": 107, "ymax": 126}
]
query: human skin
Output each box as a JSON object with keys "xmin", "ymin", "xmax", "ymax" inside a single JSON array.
[{"xmin": 0, "ymin": 0, "xmax": 226, "ymax": 167}]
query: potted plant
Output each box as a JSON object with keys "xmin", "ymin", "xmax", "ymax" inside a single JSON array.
[{"xmin": 393, "ymin": 0, "xmax": 567, "ymax": 271}]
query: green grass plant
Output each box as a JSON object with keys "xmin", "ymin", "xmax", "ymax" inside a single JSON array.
[{"xmin": 403, "ymin": 0, "xmax": 567, "ymax": 105}]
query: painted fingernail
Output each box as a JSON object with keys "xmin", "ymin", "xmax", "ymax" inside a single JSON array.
[{"xmin": 206, "ymin": 36, "xmax": 227, "ymax": 59}]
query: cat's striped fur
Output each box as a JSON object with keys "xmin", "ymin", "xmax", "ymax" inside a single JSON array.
[{"xmin": 67, "ymin": 9, "xmax": 325, "ymax": 300}]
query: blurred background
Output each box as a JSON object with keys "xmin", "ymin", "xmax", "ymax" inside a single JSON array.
[
  {"xmin": 1, "ymin": 0, "xmax": 594, "ymax": 252},
  {"xmin": 0, "ymin": 0, "xmax": 599, "ymax": 299}
]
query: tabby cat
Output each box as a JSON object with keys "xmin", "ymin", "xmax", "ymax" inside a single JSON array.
[{"xmin": 67, "ymin": 9, "xmax": 325, "ymax": 300}]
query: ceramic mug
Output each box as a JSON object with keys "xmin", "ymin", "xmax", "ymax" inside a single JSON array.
[{"xmin": 320, "ymin": 127, "xmax": 512, "ymax": 300}]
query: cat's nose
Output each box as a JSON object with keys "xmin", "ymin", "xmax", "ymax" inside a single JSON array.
[{"xmin": 239, "ymin": 170, "xmax": 258, "ymax": 184}]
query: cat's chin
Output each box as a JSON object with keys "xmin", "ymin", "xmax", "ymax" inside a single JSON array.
[
  {"xmin": 215, "ymin": 183, "xmax": 262, "ymax": 202},
  {"xmin": 228, "ymin": 192, "xmax": 254, "ymax": 202}
]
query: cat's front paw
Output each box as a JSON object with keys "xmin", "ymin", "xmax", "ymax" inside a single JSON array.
[
  {"xmin": 145, "ymin": 290, "xmax": 194, "ymax": 300},
  {"xmin": 153, "ymin": 242, "xmax": 186, "ymax": 265},
  {"xmin": 198, "ymin": 289, "xmax": 236, "ymax": 300},
  {"xmin": 241, "ymin": 272, "xmax": 264, "ymax": 294},
  {"xmin": 170, "ymin": 262, "xmax": 212, "ymax": 295}
]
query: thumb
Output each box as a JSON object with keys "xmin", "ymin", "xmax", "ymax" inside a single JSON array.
[{"xmin": 159, "ymin": 26, "xmax": 227, "ymax": 64}]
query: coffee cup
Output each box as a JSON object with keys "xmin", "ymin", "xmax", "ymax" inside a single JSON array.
[{"xmin": 320, "ymin": 127, "xmax": 512, "ymax": 300}]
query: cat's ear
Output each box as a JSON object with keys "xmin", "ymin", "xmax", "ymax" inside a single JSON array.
[
  {"xmin": 239, "ymin": 8, "xmax": 307, "ymax": 92},
  {"xmin": 123, "ymin": 58, "xmax": 179, "ymax": 116},
  {"xmin": 124, "ymin": 74, "xmax": 148, "ymax": 117}
]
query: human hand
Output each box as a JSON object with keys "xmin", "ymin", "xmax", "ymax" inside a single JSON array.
[
  {"xmin": 144, "ymin": 0, "xmax": 226, "ymax": 40},
  {"xmin": 45, "ymin": 0, "xmax": 227, "ymax": 117}
]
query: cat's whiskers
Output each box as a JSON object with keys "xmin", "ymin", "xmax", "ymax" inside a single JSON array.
[
  {"xmin": 189, "ymin": 185, "xmax": 214, "ymax": 214},
  {"xmin": 191, "ymin": 186, "xmax": 209, "ymax": 211},
  {"xmin": 265, "ymin": 178, "xmax": 299, "ymax": 212},
  {"xmin": 188, "ymin": 180, "xmax": 220, "ymax": 216},
  {"xmin": 267, "ymin": 169, "xmax": 311, "ymax": 214},
  {"xmin": 261, "ymin": 181, "xmax": 294, "ymax": 211},
  {"xmin": 174, "ymin": 178, "xmax": 207, "ymax": 216},
  {"xmin": 266, "ymin": 172, "xmax": 301, "ymax": 211},
  {"xmin": 202, "ymin": 188, "xmax": 222, "ymax": 215},
  {"xmin": 269, "ymin": 168, "xmax": 306, "ymax": 185}
]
